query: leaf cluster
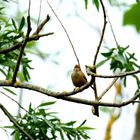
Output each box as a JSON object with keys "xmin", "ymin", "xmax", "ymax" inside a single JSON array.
[
  {"xmin": 84, "ymin": 0, "xmax": 99, "ymax": 10},
  {"xmin": 10, "ymin": 101, "xmax": 93, "ymax": 140},
  {"xmin": 0, "ymin": 9, "xmax": 32, "ymax": 81},
  {"xmin": 123, "ymin": 2, "xmax": 140, "ymax": 32},
  {"xmin": 98, "ymin": 46, "xmax": 140, "ymax": 88}
]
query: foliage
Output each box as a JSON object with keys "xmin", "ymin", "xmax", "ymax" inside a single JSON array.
[
  {"xmin": 123, "ymin": 2, "xmax": 140, "ymax": 32},
  {"xmin": 0, "ymin": 7, "xmax": 32, "ymax": 81},
  {"xmin": 0, "ymin": 0, "xmax": 140, "ymax": 140},
  {"xmin": 84, "ymin": 0, "xmax": 99, "ymax": 10},
  {"xmin": 97, "ymin": 46, "xmax": 140, "ymax": 89},
  {"xmin": 9, "ymin": 101, "xmax": 93, "ymax": 140}
]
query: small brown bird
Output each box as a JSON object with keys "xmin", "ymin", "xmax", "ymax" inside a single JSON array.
[{"xmin": 71, "ymin": 65, "xmax": 87, "ymax": 87}]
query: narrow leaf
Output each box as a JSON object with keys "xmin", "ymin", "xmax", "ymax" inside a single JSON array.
[
  {"xmin": 79, "ymin": 120, "xmax": 87, "ymax": 127},
  {"xmin": 92, "ymin": 0, "xmax": 99, "ymax": 11},
  {"xmin": 18, "ymin": 17, "xmax": 25, "ymax": 32},
  {"xmin": 39, "ymin": 101, "xmax": 56, "ymax": 107},
  {"xmin": 79, "ymin": 126, "xmax": 94, "ymax": 130},
  {"xmin": 11, "ymin": 18, "xmax": 17, "ymax": 30},
  {"xmin": 123, "ymin": 2, "xmax": 140, "ymax": 32},
  {"xmin": 59, "ymin": 130, "xmax": 65, "ymax": 140},
  {"xmin": 3, "ymin": 87, "xmax": 16, "ymax": 95},
  {"xmin": 96, "ymin": 58, "xmax": 109, "ymax": 68},
  {"xmin": 0, "ymin": 68, "xmax": 6, "ymax": 76},
  {"xmin": 65, "ymin": 121, "xmax": 76, "ymax": 126},
  {"xmin": 84, "ymin": 0, "xmax": 88, "ymax": 9}
]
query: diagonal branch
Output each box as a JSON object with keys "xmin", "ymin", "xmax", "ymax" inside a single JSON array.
[
  {"xmin": 0, "ymin": 103, "xmax": 34, "ymax": 140},
  {"xmin": 0, "ymin": 32, "xmax": 53, "ymax": 55},
  {"xmin": 0, "ymin": 15, "xmax": 52, "ymax": 55},
  {"xmin": 33, "ymin": 15, "xmax": 50, "ymax": 35},
  {"xmin": 98, "ymin": 78, "xmax": 118, "ymax": 100},
  {"xmin": 47, "ymin": 0, "xmax": 80, "ymax": 66},
  {"xmin": 0, "ymin": 91, "xmax": 28, "ymax": 113},
  {"xmin": 12, "ymin": 1, "xmax": 32, "ymax": 83},
  {"xmin": 12, "ymin": 16, "xmax": 32, "ymax": 83}
]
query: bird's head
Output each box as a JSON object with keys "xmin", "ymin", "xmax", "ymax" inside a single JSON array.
[{"xmin": 74, "ymin": 64, "xmax": 81, "ymax": 71}]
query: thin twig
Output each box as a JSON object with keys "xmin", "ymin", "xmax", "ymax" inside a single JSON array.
[
  {"xmin": 0, "ymin": 15, "xmax": 52, "ymax": 55},
  {"xmin": 28, "ymin": 0, "xmax": 31, "ymax": 16},
  {"xmin": 87, "ymin": 69, "xmax": 140, "ymax": 78},
  {"xmin": 106, "ymin": 13, "xmax": 119, "ymax": 47},
  {"xmin": 37, "ymin": 0, "xmax": 43, "ymax": 27},
  {"xmin": 132, "ymin": 101, "xmax": 140, "ymax": 103},
  {"xmin": 91, "ymin": 0, "xmax": 107, "ymax": 116},
  {"xmin": 0, "ymin": 91, "xmax": 28, "ymax": 113},
  {"xmin": 0, "ymin": 103, "xmax": 34, "ymax": 140},
  {"xmin": 0, "ymin": 32, "xmax": 53, "ymax": 54},
  {"xmin": 12, "ymin": 16, "xmax": 32, "ymax": 83},
  {"xmin": 93, "ymin": 0, "xmax": 107, "ymax": 65},
  {"xmin": 12, "ymin": 1, "xmax": 32, "ymax": 83},
  {"xmin": 98, "ymin": 78, "xmax": 118, "ymax": 100},
  {"xmin": 47, "ymin": 0, "xmax": 80, "ymax": 66},
  {"xmin": 33, "ymin": 15, "xmax": 50, "ymax": 35},
  {"xmin": 29, "ymin": 32, "xmax": 54, "ymax": 40}
]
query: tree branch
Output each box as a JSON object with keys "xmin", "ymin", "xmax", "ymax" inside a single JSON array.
[
  {"xmin": 0, "ymin": 15, "xmax": 52, "ymax": 55},
  {"xmin": 0, "ymin": 80, "xmax": 139, "ymax": 108},
  {"xmin": 93, "ymin": 0, "xmax": 107, "ymax": 65},
  {"xmin": 33, "ymin": 15, "xmax": 50, "ymax": 35},
  {"xmin": 86, "ymin": 68, "xmax": 140, "ymax": 78},
  {"xmin": 0, "ymin": 103, "xmax": 34, "ymax": 140},
  {"xmin": 98, "ymin": 78, "xmax": 118, "ymax": 100},
  {"xmin": 12, "ymin": 16, "xmax": 32, "ymax": 83},
  {"xmin": 91, "ymin": 0, "xmax": 107, "ymax": 116}
]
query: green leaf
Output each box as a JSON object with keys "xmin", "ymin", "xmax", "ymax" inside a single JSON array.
[
  {"xmin": 18, "ymin": 17, "xmax": 25, "ymax": 32},
  {"xmin": 11, "ymin": 18, "xmax": 17, "ymax": 31},
  {"xmin": 123, "ymin": 2, "xmax": 140, "ymax": 32},
  {"xmin": 101, "ymin": 49, "xmax": 114, "ymax": 57},
  {"xmin": 3, "ymin": 125, "xmax": 16, "ymax": 129},
  {"xmin": 59, "ymin": 130, "xmax": 65, "ymax": 140},
  {"xmin": 22, "ymin": 66, "xmax": 30, "ymax": 81},
  {"xmin": 96, "ymin": 58, "xmax": 109, "ymax": 68},
  {"xmin": 0, "ymin": 68, "xmax": 6, "ymax": 76},
  {"xmin": 65, "ymin": 121, "xmax": 76, "ymax": 126},
  {"xmin": 115, "ymin": 55, "xmax": 126, "ymax": 65},
  {"xmin": 79, "ymin": 120, "xmax": 87, "ymax": 127},
  {"xmin": 1, "ymin": 59, "xmax": 15, "ymax": 68},
  {"xmin": 14, "ymin": 130, "xmax": 20, "ymax": 140},
  {"xmin": 7, "ymin": 102, "xmax": 93, "ymax": 139},
  {"xmin": 45, "ymin": 119, "xmax": 55, "ymax": 130},
  {"xmin": 84, "ymin": 0, "xmax": 88, "ymax": 9},
  {"xmin": 38, "ymin": 101, "xmax": 56, "ymax": 107},
  {"xmin": 78, "ymin": 126, "xmax": 94, "ymax": 130},
  {"xmin": 36, "ymin": 108, "xmax": 46, "ymax": 116},
  {"xmin": 92, "ymin": 0, "xmax": 99, "ymax": 10},
  {"xmin": 3, "ymin": 87, "xmax": 16, "ymax": 95}
]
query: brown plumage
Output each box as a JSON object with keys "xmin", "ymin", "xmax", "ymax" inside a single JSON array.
[{"xmin": 71, "ymin": 65, "xmax": 87, "ymax": 87}]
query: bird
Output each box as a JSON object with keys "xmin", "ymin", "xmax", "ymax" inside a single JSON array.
[{"xmin": 71, "ymin": 65, "xmax": 87, "ymax": 87}]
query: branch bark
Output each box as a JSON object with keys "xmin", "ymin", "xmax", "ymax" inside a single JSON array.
[
  {"xmin": 86, "ymin": 68, "xmax": 140, "ymax": 78},
  {"xmin": 0, "ymin": 80, "xmax": 139, "ymax": 108}
]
